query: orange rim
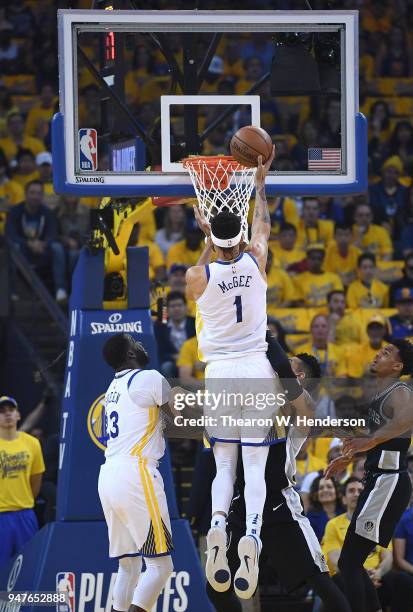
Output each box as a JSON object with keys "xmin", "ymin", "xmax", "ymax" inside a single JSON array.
[{"xmin": 181, "ymin": 155, "xmax": 245, "ymax": 177}]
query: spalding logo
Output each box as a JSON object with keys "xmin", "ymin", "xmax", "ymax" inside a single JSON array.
[
  {"xmin": 108, "ymin": 312, "xmax": 122, "ymax": 323},
  {"xmin": 87, "ymin": 394, "xmax": 107, "ymax": 450}
]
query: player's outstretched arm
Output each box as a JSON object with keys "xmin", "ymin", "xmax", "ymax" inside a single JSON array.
[
  {"xmin": 196, "ymin": 236, "xmax": 214, "ymax": 266},
  {"xmin": 185, "ymin": 206, "xmax": 212, "ymax": 301},
  {"xmin": 342, "ymin": 386, "xmax": 413, "ymax": 458},
  {"xmin": 248, "ymin": 146, "xmax": 275, "ymax": 272}
]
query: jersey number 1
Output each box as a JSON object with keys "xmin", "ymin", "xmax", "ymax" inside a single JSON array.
[{"xmin": 233, "ymin": 295, "xmax": 243, "ymax": 323}]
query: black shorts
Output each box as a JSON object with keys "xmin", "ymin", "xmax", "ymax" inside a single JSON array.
[
  {"xmin": 228, "ymin": 487, "xmax": 328, "ymax": 592},
  {"xmin": 348, "ymin": 470, "xmax": 412, "ymax": 547}
]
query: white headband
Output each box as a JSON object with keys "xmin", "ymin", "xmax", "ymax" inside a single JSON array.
[{"xmin": 210, "ymin": 229, "xmax": 242, "ymax": 248}]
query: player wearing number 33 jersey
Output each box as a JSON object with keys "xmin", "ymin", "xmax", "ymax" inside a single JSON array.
[{"xmin": 98, "ymin": 334, "xmax": 173, "ymax": 612}]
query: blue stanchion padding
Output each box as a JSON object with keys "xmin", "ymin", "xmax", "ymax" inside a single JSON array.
[
  {"xmin": 52, "ymin": 110, "xmax": 368, "ymax": 197},
  {"xmin": 127, "ymin": 246, "xmax": 150, "ymax": 309},
  {"xmin": 0, "ymin": 520, "xmax": 213, "ymax": 612},
  {"xmin": 70, "ymin": 248, "xmax": 105, "ymax": 311}
]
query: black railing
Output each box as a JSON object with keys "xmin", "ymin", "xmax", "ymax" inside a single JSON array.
[{"xmin": 8, "ymin": 241, "xmax": 68, "ymax": 338}]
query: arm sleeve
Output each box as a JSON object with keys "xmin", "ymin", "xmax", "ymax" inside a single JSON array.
[
  {"xmin": 31, "ymin": 438, "xmax": 46, "ymax": 475},
  {"xmin": 266, "ymin": 330, "xmax": 303, "ymax": 401}
]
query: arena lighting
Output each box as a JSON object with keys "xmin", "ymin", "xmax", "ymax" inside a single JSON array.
[{"xmin": 270, "ymin": 33, "xmax": 321, "ymax": 95}]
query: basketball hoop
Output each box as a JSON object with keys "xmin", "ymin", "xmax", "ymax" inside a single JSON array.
[{"xmin": 182, "ymin": 155, "xmax": 256, "ymax": 242}]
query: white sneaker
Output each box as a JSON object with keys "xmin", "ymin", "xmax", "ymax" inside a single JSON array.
[
  {"xmin": 205, "ymin": 527, "xmax": 231, "ymax": 592},
  {"xmin": 234, "ymin": 534, "xmax": 262, "ymax": 599},
  {"xmin": 56, "ymin": 289, "xmax": 68, "ymax": 303}
]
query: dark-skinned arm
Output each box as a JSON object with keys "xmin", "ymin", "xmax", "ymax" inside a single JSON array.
[
  {"xmin": 342, "ymin": 386, "xmax": 412, "ymax": 458},
  {"xmin": 326, "ymin": 386, "xmax": 412, "ymax": 478}
]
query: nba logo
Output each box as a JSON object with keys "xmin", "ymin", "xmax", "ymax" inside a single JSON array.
[
  {"xmin": 79, "ymin": 128, "xmax": 98, "ymax": 170},
  {"xmin": 56, "ymin": 572, "xmax": 75, "ymax": 612}
]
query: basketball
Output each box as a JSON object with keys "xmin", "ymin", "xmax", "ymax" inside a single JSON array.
[{"xmin": 230, "ymin": 126, "xmax": 273, "ymax": 168}]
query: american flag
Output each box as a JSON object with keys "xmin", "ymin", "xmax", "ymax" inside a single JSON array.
[{"xmin": 308, "ymin": 148, "xmax": 341, "ymax": 171}]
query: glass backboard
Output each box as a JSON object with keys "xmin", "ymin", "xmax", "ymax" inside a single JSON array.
[{"xmin": 53, "ymin": 9, "xmax": 367, "ymax": 197}]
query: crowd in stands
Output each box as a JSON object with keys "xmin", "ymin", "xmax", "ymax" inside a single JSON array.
[{"xmin": 1, "ymin": 0, "xmax": 413, "ymax": 607}]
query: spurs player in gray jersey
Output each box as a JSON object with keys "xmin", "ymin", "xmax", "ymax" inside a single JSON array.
[{"xmin": 327, "ymin": 339, "xmax": 413, "ymax": 612}]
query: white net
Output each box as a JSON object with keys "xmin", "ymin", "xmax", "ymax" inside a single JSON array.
[{"xmin": 182, "ymin": 156, "xmax": 256, "ymax": 242}]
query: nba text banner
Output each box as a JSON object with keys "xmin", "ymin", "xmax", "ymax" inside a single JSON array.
[
  {"xmin": 57, "ymin": 306, "xmax": 178, "ymax": 521},
  {"xmin": 0, "ymin": 521, "xmax": 213, "ymax": 612}
]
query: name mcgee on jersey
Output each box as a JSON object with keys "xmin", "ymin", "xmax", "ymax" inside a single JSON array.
[{"xmin": 218, "ymin": 274, "xmax": 252, "ymax": 294}]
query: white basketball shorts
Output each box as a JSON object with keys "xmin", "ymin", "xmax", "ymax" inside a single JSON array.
[
  {"xmin": 204, "ymin": 353, "xmax": 284, "ymax": 445},
  {"xmin": 98, "ymin": 456, "xmax": 173, "ymax": 558}
]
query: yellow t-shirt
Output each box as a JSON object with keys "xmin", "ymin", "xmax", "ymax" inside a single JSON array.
[
  {"xmin": 298, "ymin": 342, "xmax": 348, "ymax": 377},
  {"xmin": 353, "ymin": 224, "xmax": 393, "ymax": 260},
  {"xmin": 25, "ymin": 104, "xmax": 56, "ymax": 138},
  {"xmin": 322, "ymin": 513, "xmax": 391, "ymax": 575},
  {"xmin": 346, "ymin": 279, "xmax": 389, "ymax": 309},
  {"xmin": 347, "ymin": 341, "xmax": 383, "ymax": 378},
  {"xmin": 324, "ymin": 243, "xmax": 361, "ymax": 283},
  {"xmin": 129, "ymin": 238, "xmax": 165, "ymax": 280},
  {"xmin": 177, "ymin": 336, "xmax": 206, "ymax": 381},
  {"xmin": 0, "ymin": 179, "xmax": 24, "ymax": 234},
  {"xmin": 293, "ymin": 272, "xmax": 343, "ymax": 307},
  {"xmin": 166, "ymin": 240, "xmax": 204, "ymax": 269},
  {"xmin": 0, "ymin": 432, "xmax": 45, "ymax": 512},
  {"xmin": 0, "ymin": 136, "xmax": 45, "ymax": 163},
  {"xmin": 136, "ymin": 198, "xmax": 156, "ymax": 242},
  {"xmin": 12, "ymin": 170, "xmax": 40, "ymax": 189},
  {"xmin": 222, "ymin": 58, "xmax": 244, "ymax": 79},
  {"xmin": 270, "ymin": 243, "xmax": 306, "ymax": 270},
  {"xmin": 249, "ymin": 197, "xmax": 299, "ymax": 235},
  {"xmin": 334, "ymin": 313, "xmax": 363, "ymax": 346},
  {"xmin": 308, "ymin": 438, "xmax": 334, "ymax": 464},
  {"xmin": 295, "ymin": 219, "xmax": 334, "ymax": 250},
  {"xmin": 266, "ymin": 267, "xmax": 297, "ymax": 314},
  {"xmin": 296, "ymin": 452, "xmax": 326, "ymax": 485}
]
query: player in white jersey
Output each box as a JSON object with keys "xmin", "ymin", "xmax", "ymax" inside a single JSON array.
[
  {"xmin": 98, "ymin": 333, "xmax": 173, "ymax": 612},
  {"xmin": 186, "ymin": 149, "xmax": 277, "ymax": 598}
]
